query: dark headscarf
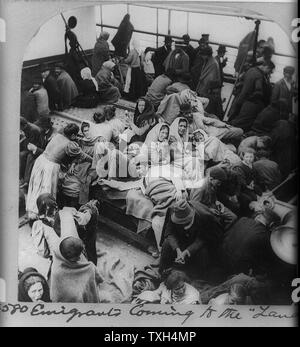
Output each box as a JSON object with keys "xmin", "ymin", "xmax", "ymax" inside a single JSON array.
[
  {"xmin": 18, "ymin": 268, "xmax": 51, "ymax": 302},
  {"xmin": 134, "ymin": 97, "xmax": 156, "ymax": 127}
]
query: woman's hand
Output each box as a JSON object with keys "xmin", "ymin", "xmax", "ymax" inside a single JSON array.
[
  {"xmin": 175, "ymin": 248, "xmax": 185, "ymax": 264},
  {"xmin": 27, "ymin": 143, "xmax": 37, "ymax": 153}
]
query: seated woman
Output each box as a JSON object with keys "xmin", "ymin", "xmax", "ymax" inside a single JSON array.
[
  {"xmin": 60, "ymin": 122, "xmax": 99, "ymax": 208},
  {"xmin": 133, "ymin": 270, "xmax": 200, "ymax": 305},
  {"xmin": 95, "ymin": 60, "xmax": 121, "ymax": 104},
  {"xmin": 157, "ymin": 88, "xmax": 209, "ymax": 125},
  {"xmin": 122, "ymin": 97, "xmax": 157, "ymax": 144},
  {"xmin": 73, "ymin": 67, "xmax": 99, "ymax": 108},
  {"xmin": 26, "ymin": 123, "xmax": 93, "ymax": 219},
  {"xmin": 232, "ymin": 148, "xmax": 263, "ymax": 216},
  {"xmin": 142, "ymin": 123, "xmax": 171, "ymax": 166},
  {"xmin": 169, "ymin": 117, "xmax": 203, "ymax": 181},
  {"xmin": 192, "ymin": 129, "xmax": 241, "ymax": 166},
  {"xmin": 18, "ymin": 268, "xmax": 51, "ymax": 302}
]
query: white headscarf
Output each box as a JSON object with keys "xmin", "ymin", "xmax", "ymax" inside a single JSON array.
[{"xmin": 80, "ymin": 67, "xmax": 98, "ymax": 91}]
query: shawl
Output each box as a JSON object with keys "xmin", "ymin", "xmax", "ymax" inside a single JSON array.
[
  {"xmin": 134, "ymin": 97, "xmax": 156, "ymax": 127},
  {"xmin": 157, "ymin": 89, "xmax": 208, "ymax": 125},
  {"xmin": 18, "ymin": 269, "xmax": 51, "ymax": 302},
  {"xmin": 163, "ymin": 49, "xmax": 189, "ymax": 74},
  {"xmin": 196, "ymin": 56, "xmax": 221, "ymax": 96},
  {"xmin": 50, "ymin": 236, "xmax": 103, "ymax": 303},
  {"xmin": 111, "ymin": 14, "xmax": 134, "ymax": 57},
  {"xmin": 169, "ymin": 117, "xmax": 190, "ymax": 160},
  {"xmin": 57, "ymin": 71, "xmax": 78, "ymax": 108},
  {"xmin": 144, "ymin": 122, "xmax": 170, "ymax": 146},
  {"xmin": 81, "ymin": 67, "xmax": 98, "ymax": 91}
]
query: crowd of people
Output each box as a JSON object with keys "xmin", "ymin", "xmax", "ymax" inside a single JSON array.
[{"xmin": 19, "ymin": 14, "xmax": 298, "ymax": 304}]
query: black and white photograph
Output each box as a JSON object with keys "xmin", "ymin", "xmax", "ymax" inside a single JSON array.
[{"xmin": 0, "ymin": 0, "xmax": 298, "ymax": 327}]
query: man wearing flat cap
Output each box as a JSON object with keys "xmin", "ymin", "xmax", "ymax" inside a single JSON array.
[
  {"xmin": 215, "ymin": 44, "xmax": 228, "ymax": 86},
  {"xmin": 40, "ymin": 63, "xmax": 61, "ymax": 111},
  {"xmin": 152, "ymin": 35, "xmax": 173, "ymax": 77},
  {"xmin": 159, "ymin": 198, "xmax": 223, "ymax": 274},
  {"xmin": 181, "ymin": 34, "xmax": 195, "ymax": 65},
  {"xmin": 271, "ymin": 66, "xmax": 297, "ymax": 117}
]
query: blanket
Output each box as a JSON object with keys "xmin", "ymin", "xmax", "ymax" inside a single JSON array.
[
  {"xmin": 132, "ymin": 265, "xmax": 161, "ymax": 297},
  {"xmin": 97, "ymin": 251, "xmax": 135, "ymax": 303}
]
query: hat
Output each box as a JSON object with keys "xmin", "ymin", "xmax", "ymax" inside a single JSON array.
[
  {"xmin": 164, "ymin": 35, "xmax": 173, "ymax": 44},
  {"xmin": 182, "ymin": 34, "xmax": 190, "ymax": 42},
  {"xmin": 55, "ymin": 62, "xmax": 65, "ymax": 69},
  {"xmin": 270, "ymin": 226, "xmax": 297, "ymax": 265},
  {"xmin": 283, "ymin": 66, "xmax": 295, "ymax": 75},
  {"xmin": 171, "ymin": 199, "xmax": 195, "ymax": 225},
  {"xmin": 209, "ymin": 166, "xmax": 227, "ymax": 182},
  {"xmin": 40, "ymin": 63, "xmax": 51, "ymax": 73},
  {"xmin": 180, "ymin": 102, "xmax": 192, "ymax": 114},
  {"xmin": 201, "ymin": 34, "xmax": 209, "ymax": 41},
  {"xmin": 217, "ymin": 44, "xmax": 227, "ymax": 53}
]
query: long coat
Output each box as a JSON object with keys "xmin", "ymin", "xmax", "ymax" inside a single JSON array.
[
  {"xmin": 91, "ymin": 38, "xmax": 110, "ymax": 76},
  {"xmin": 271, "ymin": 78, "xmax": 295, "ymax": 115},
  {"xmin": 57, "ymin": 70, "xmax": 79, "ymax": 109},
  {"xmin": 111, "ymin": 15, "xmax": 134, "ymax": 57},
  {"xmin": 152, "ymin": 46, "xmax": 171, "ymax": 77},
  {"xmin": 43, "ymin": 74, "xmax": 61, "ymax": 111}
]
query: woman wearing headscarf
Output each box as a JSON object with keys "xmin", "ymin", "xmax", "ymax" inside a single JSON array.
[
  {"xmin": 95, "ymin": 60, "xmax": 121, "ymax": 103},
  {"xmin": 91, "ymin": 31, "xmax": 110, "ymax": 77},
  {"xmin": 123, "ymin": 97, "xmax": 157, "ymax": 143},
  {"xmin": 143, "ymin": 123, "xmax": 171, "ymax": 166},
  {"xmin": 26, "ymin": 123, "xmax": 92, "ymax": 219},
  {"xmin": 111, "ymin": 14, "xmax": 134, "ymax": 57},
  {"xmin": 18, "ymin": 268, "xmax": 51, "ymax": 302},
  {"xmin": 123, "ymin": 39, "xmax": 147, "ymax": 101},
  {"xmin": 73, "ymin": 67, "xmax": 99, "ymax": 108}
]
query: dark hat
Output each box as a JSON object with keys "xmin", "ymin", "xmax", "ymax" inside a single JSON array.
[
  {"xmin": 217, "ymin": 44, "xmax": 227, "ymax": 53},
  {"xmin": 182, "ymin": 34, "xmax": 190, "ymax": 42},
  {"xmin": 40, "ymin": 63, "xmax": 51, "ymax": 72},
  {"xmin": 209, "ymin": 166, "xmax": 227, "ymax": 182},
  {"xmin": 55, "ymin": 62, "xmax": 65, "ymax": 69},
  {"xmin": 171, "ymin": 199, "xmax": 195, "ymax": 225},
  {"xmin": 164, "ymin": 35, "xmax": 173, "ymax": 43},
  {"xmin": 180, "ymin": 102, "xmax": 193, "ymax": 114},
  {"xmin": 283, "ymin": 66, "xmax": 295, "ymax": 74},
  {"xmin": 202, "ymin": 34, "xmax": 210, "ymax": 41}
]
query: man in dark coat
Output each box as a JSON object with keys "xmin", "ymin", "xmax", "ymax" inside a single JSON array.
[
  {"xmin": 152, "ymin": 35, "xmax": 173, "ymax": 77},
  {"xmin": 181, "ymin": 34, "xmax": 195, "ymax": 65},
  {"xmin": 91, "ymin": 31, "xmax": 110, "ymax": 77},
  {"xmin": 159, "ymin": 198, "xmax": 223, "ymax": 275},
  {"xmin": 111, "ymin": 14, "xmax": 134, "ymax": 57},
  {"xmin": 19, "ymin": 117, "xmax": 42, "ymax": 184},
  {"xmin": 271, "ymin": 66, "xmax": 297, "ymax": 117},
  {"xmin": 215, "ymin": 44, "xmax": 228, "ymax": 86},
  {"xmin": 222, "ymin": 209, "xmax": 282, "ymax": 276},
  {"xmin": 40, "ymin": 64, "xmax": 61, "ymax": 111},
  {"xmin": 54, "ymin": 63, "xmax": 79, "ymax": 110},
  {"xmin": 228, "ymin": 61, "xmax": 275, "ymax": 132}
]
